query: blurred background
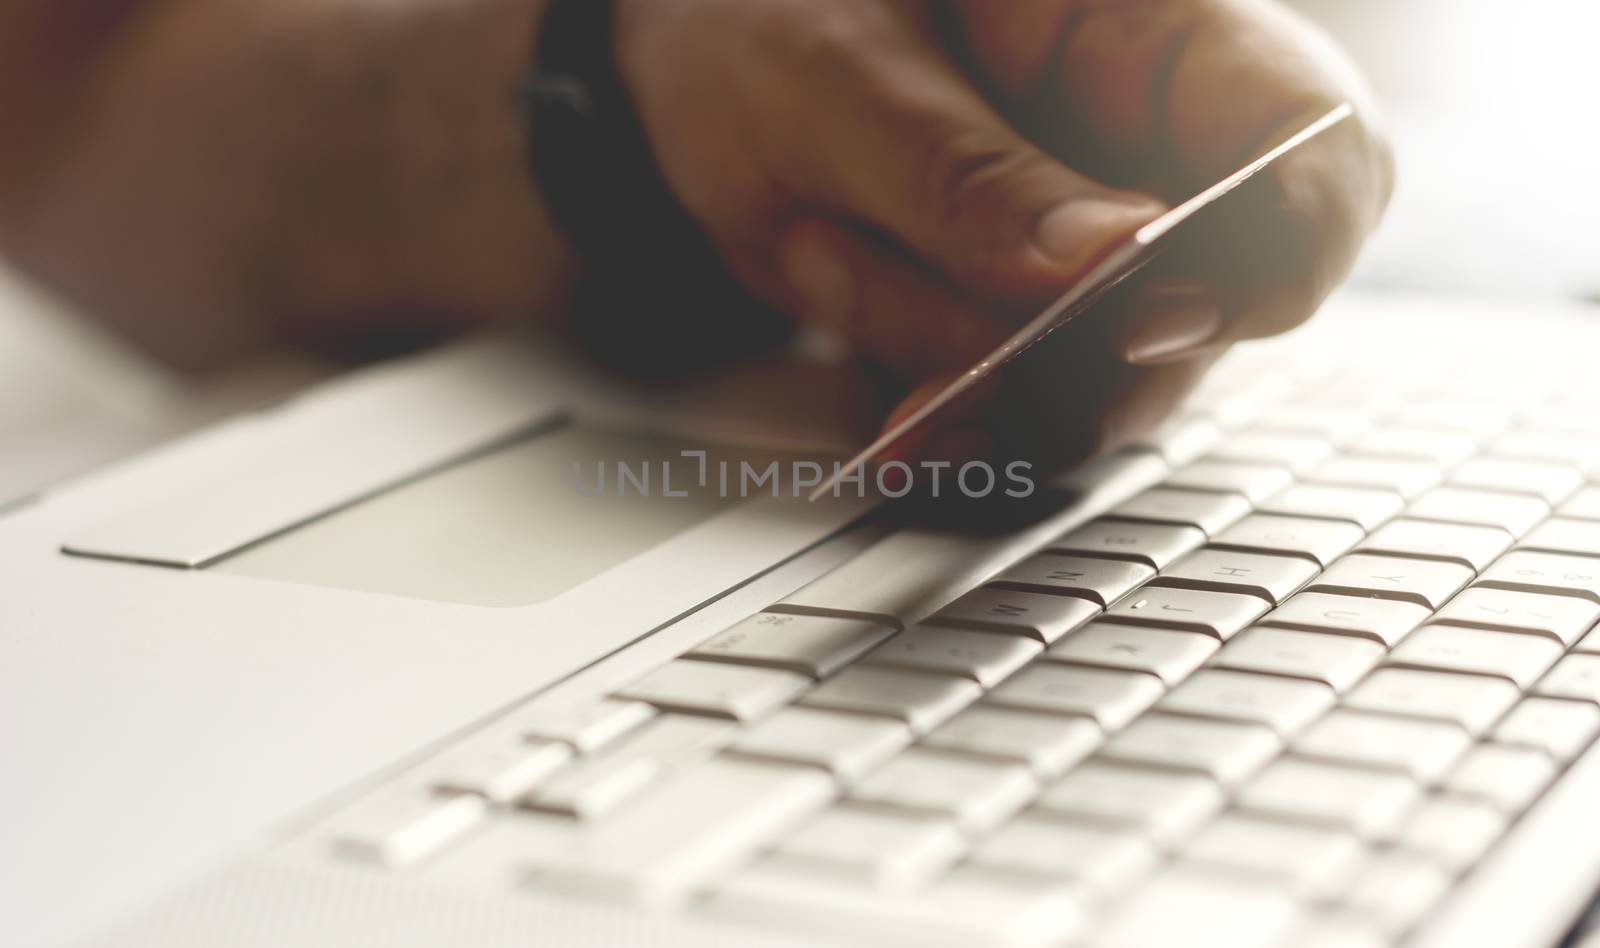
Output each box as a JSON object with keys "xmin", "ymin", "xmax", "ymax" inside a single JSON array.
[{"xmin": 5, "ymin": 0, "xmax": 1598, "ymax": 505}]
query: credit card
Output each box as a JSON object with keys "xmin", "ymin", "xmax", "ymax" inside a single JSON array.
[{"xmin": 811, "ymin": 102, "xmax": 1353, "ymax": 501}]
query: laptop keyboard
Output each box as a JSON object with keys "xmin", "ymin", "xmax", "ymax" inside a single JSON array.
[{"xmin": 311, "ymin": 329, "xmax": 1600, "ymax": 947}]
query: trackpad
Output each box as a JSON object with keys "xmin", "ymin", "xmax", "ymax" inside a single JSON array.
[{"xmin": 215, "ymin": 427, "xmax": 757, "ymax": 606}]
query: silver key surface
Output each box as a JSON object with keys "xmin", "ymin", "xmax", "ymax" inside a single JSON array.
[
  {"xmin": 1089, "ymin": 869, "xmax": 1302, "ymax": 948},
  {"xmin": 1154, "ymin": 548, "xmax": 1320, "ymax": 603},
  {"xmin": 1259, "ymin": 483, "xmax": 1403, "ymax": 531},
  {"xmin": 1492, "ymin": 430, "xmax": 1600, "ymax": 469},
  {"xmin": 1443, "ymin": 744, "xmax": 1555, "ymax": 812},
  {"xmin": 1311, "ymin": 456, "xmax": 1442, "ymax": 499},
  {"xmin": 1109, "ymin": 487, "xmax": 1252, "ymax": 536},
  {"xmin": 1388, "ymin": 625, "xmax": 1563, "ymax": 688},
  {"xmin": 1360, "ymin": 518, "xmax": 1512, "ymax": 571},
  {"xmin": 1561, "ymin": 486, "xmax": 1600, "ymax": 521},
  {"xmin": 989, "ymin": 664, "xmax": 1164, "ymax": 730},
  {"xmin": 1492, "ymin": 697, "xmax": 1600, "ymax": 760},
  {"xmin": 1452, "ymin": 456, "xmax": 1581, "ymax": 503},
  {"xmin": 1345, "ymin": 668, "xmax": 1520, "ymax": 735},
  {"xmin": 864, "ymin": 625, "xmax": 1040, "ymax": 686},
  {"xmin": 1158, "ymin": 668, "xmax": 1334, "ymax": 735},
  {"xmin": 1353, "ymin": 427, "xmax": 1476, "ymax": 466},
  {"xmin": 1128, "ymin": 416, "xmax": 1221, "ymax": 465},
  {"xmin": 1293, "ymin": 709, "xmax": 1471, "ymax": 782},
  {"xmin": 991, "ymin": 554, "xmax": 1154, "ymax": 607},
  {"xmin": 1434, "ymin": 586, "xmax": 1600, "ymax": 645},
  {"xmin": 928, "ymin": 587, "xmax": 1099, "ymax": 643},
  {"xmin": 1252, "ymin": 404, "xmax": 1367, "ymax": 442},
  {"xmin": 848, "ymin": 748, "xmax": 1036, "ymax": 833},
  {"xmin": 1408, "ymin": 486, "xmax": 1550, "ymax": 536},
  {"xmin": 1213, "ymin": 627, "xmax": 1385, "ymax": 692},
  {"xmin": 1307, "ymin": 552, "xmax": 1473, "ymax": 610},
  {"xmin": 523, "ymin": 754, "xmax": 662, "ymax": 820},
  {"xmin": 1262, "ymin": 591, "xmax": 1432, "ymax": 647},
  {"xmin": 1239, "ymin": 757, "xmax": 1419, "ymax": 838},
  {"xmin": 923, "ymin": 706, "xmax": 1101, "ymax": 778},
  {"xmin": 1395, "ymin": 796, "xmax": 1507, "ymax": 872},
  {"xmin": 427, "ymin": 739, "xmax": 573, "ymax": 803},
  {"xmin": 1165, "ymin": 460, "xmax": 1294, "ymax": 503},
  {"xmin": 691, "ymin": 612, "xmax": 894, "ymax": 678},
  {"xmin": 972, "ymin": 814, "xmax": 1157, "ymax": 894},
  {"xmin": 511, "ymin": 698, "xmax": 656, "ymax": 755},
  {"xmin": 327, "ymin": 789, "xmax": 488, "ymax": 868},
  {"xmin": 773, "ymin": 804, "xmax": 964, "ymax": 891},
  {"xmin": 1035, "ymin": 762, "xmax": 1223, "ymax": 845},
  {"xmin": 1335, "ymin": 855, "xmax": 1452, "ymax": 937},
  {"xmin": 617, "ymin": 660, "xmax": 810, "ymax": 722},
  {"xmin": 1101, "ymin": 713, "xmax": 1279, "ymax": 786},
  {"xmin": 1046, "ymin": 622, "xmax": 1218, "ymax": 683},
  {"xmin": 1182, "ymin": 814, "xmax": 1362, "ymax": 898},
  {"xmin": 546, "ymin": 755, "xmax": 834, "ymax": 906},
  {"xmin": 1213, "ymin": 514, "xmax": 1364, "ymax": 566},
  {"xmin": 1047, "ymin": 519, "xmax": 1205, "ymax": 570},
  {"xmin": 731, "ymin": 706, "xmax": 911, "ymax": 780},
  {"xmin": 1522, "ymin": 517, "xmax": 1600, "ymax": 559},
  {"xmin": 1103, "ymin": 586, "xmax": 1268, "ymax": 639},
  {"xmin": 800, "ymin": 666, "xmax": 979, "ymax": 733},
  {"xmin": 1479, "ymin": 550, "xmax": 1600, "ymax": 603},
  {"xmin": 1210, "ymin": 431, "xmax": 1334, "ymax": 474},
  {"xmin": 1535, "ymin": 653, "xmax": 1600, "ymax": 703}
]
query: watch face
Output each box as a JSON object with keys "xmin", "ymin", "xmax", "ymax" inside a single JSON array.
[{"xmin": 812, "ymin": 103, "xmax": 1355, "ymax": 501}]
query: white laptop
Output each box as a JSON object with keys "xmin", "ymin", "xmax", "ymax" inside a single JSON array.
[{"xmin": 6, "ymin": 289, "xmax": 1600, "ymax": 948}]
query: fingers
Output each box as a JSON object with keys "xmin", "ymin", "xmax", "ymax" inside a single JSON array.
[{"xmin": 766, "ymin": 6, "xmax": 1167, "ymax": 305}]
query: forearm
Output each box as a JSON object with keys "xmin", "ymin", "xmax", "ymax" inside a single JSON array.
[{"xmin": 0, "ymin": 0, "xmax": 574, "ymax": 368}]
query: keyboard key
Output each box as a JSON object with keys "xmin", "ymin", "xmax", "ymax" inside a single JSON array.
[
  {"xmin": 1036, "ymin": 762, "xmax": 1223, "ymax": 845},
  {"xmin": 1479, "ymin": 550, "xmax": 1600, "ymax": 602},
  {"xmin": 801, "ymin": 666, "xmax": 979, "ymax": 733},
  {"xmin": 1452, "ymin": 457, "xmax": 1581, "ymax": 504},
  {"xmin": 989, "ymin": 664, "xmax": 1164, "ymax": 730},
  {"xmin": 1522, "ymin": 517, "xmax": 1600, "ymax": 559},
  {"xmin": 1263, "ymin": 592, "xmax": 1432, "ymax": 647},
  {"xmin": 1395, "ymin": 796, "xmax": 1508, "ymax": 872},
  {"xmin": 617, "ymin": 660, "xmax": 810, "ymax": 722},
  {"xmin": 1293, "ymin": 710, "xmax": 1471, "ymax": 782},
  {"xmin": 1109, "ymin": 487, "xmax": 1252, "ymax": 536},
  {"xmin": 1336, "ymin": 855, "xmax": 1452, "ymax": 937},
  {"xmin": 1252, "ymin": 404, "xmax": 1367, "ymax": 442},
  {"xmin": 1213, "ymin": 514, "xmax": 1365, "ymax": 566},
  {"xmin": 1045, "ymin": 622, "xmax": 1218, "ymax": 683},
  {"xmin": 1345, "ymin": 669, "xmax": 1520, "ymax": 735},
  {"xmin": 427, "ymin": 739, "xmax": 573, "ymax": 803},
  {"xmin": 1353, "ymin": 427, "xmax": 1476, "ymax": 466},
  {"xmin": 1534, "ymin": 654, "xmax": 1600, "ymax": 704},
  {"xmin": 774, "ymin": 804, "xmax": 964, "ymax": 891},
  {"xmin": 1165, "ymin": 460, "xmax": 1294, "ymax": 502},
  {"xmin": 730, "ymin": 706, "xmax": 911, "ymax": 780},
  {"xmin": 1127, "ymin": 416, "xmax": 1221, "ymax": 465},
  {"xmin": 1392, "ymin": 399, "xmax": 1511, "ymax": 437},
  {"xmin": 1210, "ymin": 431, "xmax": 1334, "ymax": 473},
  {"xmin": 1213, "ymin": 627, "xmax": 1385, "ymax": 692},
  {"xmin": 1408, "ymin": 487, "xmax": 1550, "ymax": 536},
  {"xmin": 1047, "ymin": 519, "xmax": 1205, "ymax": 570},
  {"xmin": 1307, "ymin": 553, "xmax": 1473, "ymax": 610},
  {"xmin": 1387, "ymin": 625, "xmax": 1563, "ymax": 688},
  {"xmin": 1560, "ymin": 486, "xmax": 1600, "ymax": 521},
  {"xmin": 1154, "ymin": 549, "xmax": 1320, "ymax": 603},
  {"xmin": 1182, "ymin": 814, "xmax": 1363, "ymax": 898},
  {"xmin": 1158, "ymin": 669, "xmax": 1334, "ymax": 735},
  {"xmin": 1103, "ymin": 586, "xmax": 1268, "ymax": 640},
  {"xmin": 928, "ymin": 587, "xmax": 1099, "ymax": 644},
  {"xmin": 1434, "ymin": 587, "xmax": 1600, "ymax": 645},
  {"xmin": 1239, "ymin": 758, "xmax": 1419, "ymax": 838},
  {"xmin": 546, "ymin": 756, "xmax": 833, "ymax": 906},
  {"xmin": 1091, "ymin": 869, "xmax": 1302, "ymax": 948},
  {"xmin": 1311, "ymin": 456, "xmax": 1442, "ymax": 499},
  {"xmin": 1259, "ymin": 483, "xmax": 1404, "ymax": 531},
  {"xmin": 1492, "ymin": 697, "xmax": 1600, "ymax": 760},
  {"xmin": 1492, "ymin": 430, "xmax": 1600, "ymax": 469},
  {"xmin": 849, "ymin": 748, "xmax": 1036, "ymax": 833},
  {"xmin": 1443, "ymin": 745, "xmax": 1556, "ymax": 812},
  {"xmin": 523, "ymin": 755, "xmax": 662, "ymax": 820},
  {"xmin": 1360, "ymin": 518, "xmax": 1512, "ymax": 570},
  {"xmin": 424, "ymin": 809, "xmax": 580, "ymax": 885},
  {"xmin": 512, "ymin": 698, "xmax": 656, "ymax": 754},
  {"xmin": 990, "ymin": 554, "xmax": 1154, "ymax": 607},
  {"xmin": 1101, "ymin": 713, "xmax": 1279, "ymax": 786},
  {"xmin": 328, "ymin": 789, "xmax": 488, "ymax": 867},
  {"xmin": 690, "ymin": 613, "xmax": 894, "ymax": 678},
  {"xmin": 923, "ymin": 706, "xmax": 1102, "ymax": 778},
  {"xmin": 864, "ymin": 625, "xmax": 1039, "ymax": 686},
  {"xmin": 972, "ymin": 815, "xmax": 1157, "ymax": 894}
]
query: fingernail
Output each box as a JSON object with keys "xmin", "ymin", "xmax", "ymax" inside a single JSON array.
[
  {"xmin": 1122, "ymin": 295, "xmax": 1225, "ymax": 365},
  {"xmin": 1034, "ymin": 198, "xmax": 1163, "ymax": 272},
  {"xmin": 782, "ymin": 232, "xmax": 853, "ymax": 336}
]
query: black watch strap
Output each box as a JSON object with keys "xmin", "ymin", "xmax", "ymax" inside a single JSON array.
[{"xmin": 517, "ymin": 0, "xmax": 789, "ymax": 375}]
